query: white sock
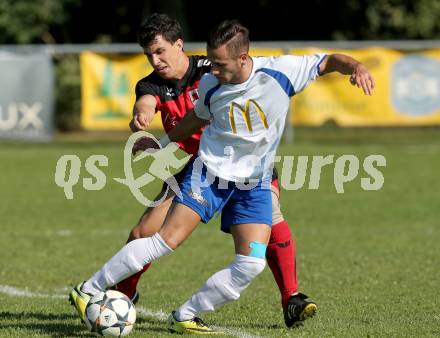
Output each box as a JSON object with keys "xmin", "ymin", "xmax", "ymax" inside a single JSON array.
[
  {"xmin": 82, "ymin": 233, "xmax": 173, "ymax": 295},
  {"xmin": 174, "ymin": 254, "xmax": 266, "ymax": 321}
]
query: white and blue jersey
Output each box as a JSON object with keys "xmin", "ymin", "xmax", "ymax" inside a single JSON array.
[
  {"xmin": 174, "ymin": 54, "xmax": 326, "ymax": 229},
  {"xmin": 194, "ymin": 54, "xmax": 326, "ymax": 182}
]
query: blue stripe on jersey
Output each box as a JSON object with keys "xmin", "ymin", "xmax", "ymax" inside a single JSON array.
[
  {"xmin": 316, "ymin": 54, "xmax": 327, "ymax": 76},
  {"xmin": 204, "ymin": 83, "xmax": 221, "ymax": 115},
  {"xmin": 256, "ymin": 68, "xmax": 295, "ymax": 97}
]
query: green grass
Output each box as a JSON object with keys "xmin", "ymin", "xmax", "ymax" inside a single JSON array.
[{"xmin": 0, "ymin": 127, "xmax": 439, "ymax": 337}]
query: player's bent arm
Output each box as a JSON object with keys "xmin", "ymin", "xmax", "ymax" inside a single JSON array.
[
  {"xmin": 159, "ymin": 110, "xmax": 209, "ymax": 147},
  {"xmin": 319, "ymin": 54, "xmax": 360, "ymax": 75},
  {"xmin": 319, "ymin": 54, "xmax": 375, "ymax": 95},
  {"xmin": 129, "ymin": 94, "xmax": 157, "ymax": 132}
]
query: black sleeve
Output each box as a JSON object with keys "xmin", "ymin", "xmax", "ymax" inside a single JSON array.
[{"xmin": 135, "ymin": 77, "xmax": 159, "ymax": 101}]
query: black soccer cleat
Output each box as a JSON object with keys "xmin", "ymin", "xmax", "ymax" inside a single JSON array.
[{"xmin": 283, "ymin": 292, "xmax": 317, "ymax": 327}]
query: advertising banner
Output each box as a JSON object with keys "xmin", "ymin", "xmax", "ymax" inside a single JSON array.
[
  {"xmin": 290, "ymin": 47, "xmax": 440, "ymax": 126},
  {"xmin": 81, "ymin": 48, "xmax": 440, "ymax": 128},
  {"xmin": 80, "ymin": 52, "xmax": 163, "ymax": 130},
  {"xmin": 0, "ymin": 53, "xmax": 54, "ymax": 140}
]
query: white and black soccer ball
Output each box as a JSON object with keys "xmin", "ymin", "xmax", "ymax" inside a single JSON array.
[{"xmin": 85, "ymin": 290, "xmax": 136, "ymax": 337}]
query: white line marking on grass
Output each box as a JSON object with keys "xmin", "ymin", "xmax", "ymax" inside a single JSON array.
[
  {"xmin": 211, "ymin": 325, "xmax": 262, "ymax": 338},
  {"xmin": 137, "ymin": 307, "xmax": 168, "ymax": 320},
  {"xmin": 56, "ymin": 229, "xmax": 73, "ymax": 236},
  {"xmin": 137, "ymin": 306, "xmax": 262, "ymax": 338},
  {"xmin": 405, "ymin": 144, "xmax": 440, "ymax": 152},
  {"xmin": 0, "ymin": 285, "xmax": 65, "ymax": 299},
  {"xmin": 0, "ymin": 285, "xmax": 261, "ymax": 338}
]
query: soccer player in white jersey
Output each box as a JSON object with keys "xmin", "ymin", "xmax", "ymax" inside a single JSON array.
[{"xmin": 70, "ymin": 20, "xmax": 374, "ymax": 334}]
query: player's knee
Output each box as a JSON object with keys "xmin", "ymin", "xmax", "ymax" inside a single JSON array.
[
  {"xmin": 241, "ymin": 256, "xmax": 266, "ymax": 280},
  {"xmin": 248, "ymin": 241, "xmax": 268, "ymax": 260},
  {"xmin": 128, "ymin": 221, "xmax": 154, "ymax": 242},
  {"xmin": 128, "ymin": 214, "xmax": 160, "ymax": 242}
]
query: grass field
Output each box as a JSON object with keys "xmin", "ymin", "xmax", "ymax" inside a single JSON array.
[{"xmin": 1, "ymin": 127, "xmax": 439, "ymax": 337}]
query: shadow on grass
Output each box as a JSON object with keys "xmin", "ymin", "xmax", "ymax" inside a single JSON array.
[
  {"xmin": 224, "ymin": 320, "xmax": 310, "ymax": 330},
  {"xmin": 135, "ymin": 317, "xmax": 174, "ymax": 335},
  {"xmin": 0, "ymin": 311, "xmax": 91, "ymax": 337},
  {"xmin": 227, "ymin": 322, "xmax": 287, "ymax": 330},
  {"xmin": 0, "ymin": 311, "xmax": 170, "ymax": 337},
  {"xmin": 0, "ymin": 311, "xmax": 78, "ymax": 321}
]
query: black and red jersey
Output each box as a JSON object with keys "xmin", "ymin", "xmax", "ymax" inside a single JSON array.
[{"xmin": 135, "ymin": 55, "xmax": 211, "ymax": 156}]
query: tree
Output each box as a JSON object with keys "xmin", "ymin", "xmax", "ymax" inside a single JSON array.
[
  {"xmin": 363, "ymin": 0, "xmax": 440, "ymax": 39},
  {"xmin": 4, "ymin": 0, "xmax": 440, "ymax": 45},
  {"xmin": 0, "ymin": 0, "xmax": 80, "ymax": 44}
]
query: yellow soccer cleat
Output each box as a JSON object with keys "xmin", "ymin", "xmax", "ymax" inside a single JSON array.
[
  {"xmin": 167, "ymin": 311, "xmax": 223, "ymax": 335},
  {"xmin": 68, "ymin": 282, "xmax": 92, "ymax": 323}
]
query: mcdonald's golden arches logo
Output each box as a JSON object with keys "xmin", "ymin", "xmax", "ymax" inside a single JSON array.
[{"xmin": 229, "ymin": 99, "xmax": 268, "ymax": 134}]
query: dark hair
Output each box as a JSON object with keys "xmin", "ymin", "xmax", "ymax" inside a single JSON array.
[
  {"xmin": 138, "ymin": 13, "xmax": 183, "ymax": 47},
  {"xmin": 207, "ymin": 20, "xmax": 249, "ymax": 56}
]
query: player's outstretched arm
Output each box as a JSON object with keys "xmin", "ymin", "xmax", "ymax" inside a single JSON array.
[
  {"xmin": 319, "ymin": 54, "xmax": 375, "ymax": 96},
  {"xmin": 129, "ymin": 94, "xmax": 157, "ymax": 132},
  {"xmin": 131, "ymin": 110, "xmax": 208, "ymax": 154},
  {"xmin": 162, "ymin": 109, "xmax": 209, "ymax": 146}
]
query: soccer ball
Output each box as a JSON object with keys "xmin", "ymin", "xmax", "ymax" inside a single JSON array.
[{"xmin": 85, "ymin": 290, "xmax": 136, "ymax": 337}]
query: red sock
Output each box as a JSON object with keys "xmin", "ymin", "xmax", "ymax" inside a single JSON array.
[
  {"xmin": 115, "ymin": 263, "xmax": 151, "ymax": 299},
  {"xmin": 266, "ymin": 220, "xmax": 298, "ymax": 309}
]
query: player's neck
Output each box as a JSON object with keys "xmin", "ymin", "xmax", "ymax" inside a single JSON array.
[
  {"xmin": 174, "ymin": 55, "xmax": 190, "ymax": 81},
  {"xmin": 233, "ymin": 56, "xmax": 253, "ymax": 84}
]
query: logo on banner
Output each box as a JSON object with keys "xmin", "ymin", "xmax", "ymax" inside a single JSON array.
[
  {"xmin": 392, "ymin": 55, "xmax": 440, "ymax": 116},
  {"xmin": 0, "ymin": 103, "xmax": 43, "ymax": 131},
  {"xmin": 94, "ymin": 61, "xmax": 130, "ymax": 119}
]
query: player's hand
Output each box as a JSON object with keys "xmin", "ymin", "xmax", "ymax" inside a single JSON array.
[
  {"xmin": 132, "ymin": 137, "xmax": 160, "ymax": 155},
  {"xmin": 350, "ymin": 64, "xmax": 375, "ymax": 96},
  {"xmin": 129, "ymin": 113, "xmax": 150, "ymax": 132}
]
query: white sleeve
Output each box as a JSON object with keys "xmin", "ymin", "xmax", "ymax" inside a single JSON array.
[
  {"xmin": 275, "ymin": 54, "xmax": 326, "ymax": 95},
  {"xmin": 194, "ymin": 74, "xmax": 219, "ymax": 120}
]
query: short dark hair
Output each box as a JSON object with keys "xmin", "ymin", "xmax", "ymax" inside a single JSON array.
[
  {"xmin": 207, "ymin": 20, "xmax": 249, "ymax": 56},
  {"xmin": 138, "ymin": 13, "xmax": 183, "ymax": 48}
]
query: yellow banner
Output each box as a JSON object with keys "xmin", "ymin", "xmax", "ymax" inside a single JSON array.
[
  {"xmin": 81, "ymin": 48, "xmax": 440, "ymax": 129},
  {"xmin": 290, "ymin": 47, "xmax": 440, "ymax": 126},
  {"xmin": 185, "ymin": 48, "xmax": 283, "ymax": 57},
  {"xmin": 80, "ymin": 52, "xmax": 163, "ymax": 130}
]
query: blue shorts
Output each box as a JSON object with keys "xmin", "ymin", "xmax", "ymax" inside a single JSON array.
[{"xmin": 173, "ymin": 159, "xmax": 272, "ymax": 233}]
